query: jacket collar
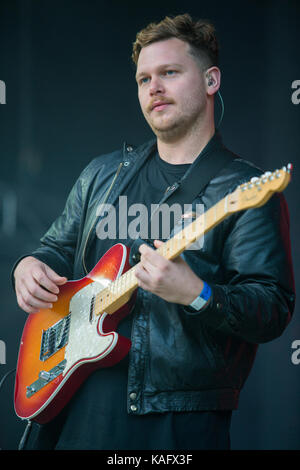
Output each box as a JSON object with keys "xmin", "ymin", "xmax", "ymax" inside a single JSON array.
[{"xmin": 125, "ymin": 131, "xmax": 224, "ymax": 169}]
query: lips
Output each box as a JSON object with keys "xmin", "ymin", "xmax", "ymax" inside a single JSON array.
[{"xmin": 150, "ymin": 100, "xmax": 172, "ymax": 111}]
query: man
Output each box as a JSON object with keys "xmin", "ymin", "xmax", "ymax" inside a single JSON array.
[{"xmin": 13, "ymin": 14, "xmax": 295, "ymax": 450}]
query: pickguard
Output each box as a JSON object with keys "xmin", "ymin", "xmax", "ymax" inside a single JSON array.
[{"xmin": 63, "ymin": 278, "xmax": 117, "ymax": 375}]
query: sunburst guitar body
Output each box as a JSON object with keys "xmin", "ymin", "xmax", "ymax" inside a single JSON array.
[{"xmin": 14, "ymin": 244, "xmax": 135, "ymax": 424}]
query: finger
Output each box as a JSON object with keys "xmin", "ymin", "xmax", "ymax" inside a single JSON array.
[
  {"xmin": 139, "ymin": 257, "xmax": 159, "ymax": 277},
  {"xmin": 17, "ymin": 295, "xmax": 37, "ymax": 314},
  {"xmin": 17, "ymin": 291, "xmax": 53, "ymax": 314},
  {"xmin": 135, "ymin": 265, "xmax": 152, "ymax": 287},
  {"xmin": 135, "ymin": 274, "xmax": 152, "ymax": 292},
  {"xmin": 31, "ymin": 267, "xmax": 66, "ymax": 294},
  {"xmin": 153, "ymin": 239, "xmax": 164, "ymax": 248},
  {"xmin": 44, "ymin": 265, "xmax": 68, "ymax": 284},
  {"xmin": 25, "ymin": 277, "xmax": 59, "ymax": 303},
  {"xmin": 139, "ymin": 243, "xmax": 167, "ymax": 269}
]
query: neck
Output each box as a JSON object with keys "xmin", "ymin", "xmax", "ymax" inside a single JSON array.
[{"xmin": 157, "ymin": 119, "xmax": 215, "ymax": 164}]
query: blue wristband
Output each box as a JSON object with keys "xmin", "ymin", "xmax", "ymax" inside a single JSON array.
[
  {"xmin": 189, "ymin": 281, "xmax": 212, "ymax": 311},
  {"xmin": 200, "ymin": 281, "xmax": 212, "ymax": 301}
]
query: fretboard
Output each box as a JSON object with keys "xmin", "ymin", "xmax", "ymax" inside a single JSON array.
[{"xmin": 94, "ymin": 195, "xmax": 230, "ymax": 316}]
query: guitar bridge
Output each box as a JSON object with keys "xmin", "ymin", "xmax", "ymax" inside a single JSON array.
[
  {"xmin": 26, "ymin": 360, "xmax": 67, "ymax": 398},
  {"xmin": 40, "ymin": 314, "xmax": 71, "ymax": 361}
]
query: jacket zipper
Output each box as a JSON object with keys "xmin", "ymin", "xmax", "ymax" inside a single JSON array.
[{"xmin": 82, "ymin": 162, "xmax": 123, "ymax": 275}]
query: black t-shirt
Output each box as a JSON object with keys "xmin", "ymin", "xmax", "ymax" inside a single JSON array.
[
  {"xmin": 26, "ymin": 151, "xmax": 231, "ymax": 450},
  {"xmin": 89, "ymin": 149, "xmax": 191, "ymax": 258}
]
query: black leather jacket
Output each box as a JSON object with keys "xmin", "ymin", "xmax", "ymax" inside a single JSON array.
[{"xmin": 16, "ymin": 133, "xmax": 295, "ymax": 414}]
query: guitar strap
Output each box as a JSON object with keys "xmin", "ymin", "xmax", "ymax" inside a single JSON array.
[
  {"xmin": 163, "ymin": 147, "xmax": 233, "ymax": 210},
  {"xmin": 129, "ymin": 143, "xmax": 234, "ymax": 265}
]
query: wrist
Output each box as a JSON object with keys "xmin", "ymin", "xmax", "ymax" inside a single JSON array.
[
  {"xmin": 183, "ymin": 279, "xmax": 204, "ymax": 305},
  {"xmin": 188, "ymin": 281, "xmax": 212, "ymax": 311}
]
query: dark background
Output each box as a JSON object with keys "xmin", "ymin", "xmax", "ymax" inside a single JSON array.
[{"xmin": 0, "ymin": 0, "xmax": 299, "ymax": 450}]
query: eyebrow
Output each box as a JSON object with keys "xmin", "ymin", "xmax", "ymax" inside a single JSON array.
[{"xmin": 135, "ymin": 63, "xmax": 183, "ymax": 81}]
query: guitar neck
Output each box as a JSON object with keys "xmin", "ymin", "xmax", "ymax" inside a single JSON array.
[
  {"xmin": 94, "ymin": 195, "xmax": 230, "ymax": 316},
  {"xmin": 157, "ymin": 195, "xmax": 229, "ymax": 260}
]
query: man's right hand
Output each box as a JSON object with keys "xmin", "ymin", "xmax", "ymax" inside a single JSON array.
[{"xmin": 14, "ymin": 256, "xmax": 68, "ymax": 314}]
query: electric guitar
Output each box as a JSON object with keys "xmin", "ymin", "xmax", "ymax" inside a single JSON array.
[{"xmin": 14, "ymin": 165, "xmax": 292, "ymax": 424}]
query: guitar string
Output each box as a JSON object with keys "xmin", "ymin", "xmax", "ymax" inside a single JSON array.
[
  {"xmin": 91, "ymin": 225, "xmax": 206, "ymax": 316},
  {"xmin": 91, "ymin": 208, "xmax": 212, "ymax": 316}
]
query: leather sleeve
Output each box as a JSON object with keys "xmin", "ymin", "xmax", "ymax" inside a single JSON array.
[{"xmin": 185, "ymin": 192, "xmax": 295, "ymax": 344}]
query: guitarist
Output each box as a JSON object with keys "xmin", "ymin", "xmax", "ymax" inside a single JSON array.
[{"xmin": 12, "ymin": 14, "xmax": 295, "ymax": 450}]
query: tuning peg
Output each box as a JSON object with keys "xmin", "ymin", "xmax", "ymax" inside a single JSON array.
[
  {"xmin": 287, "ymin": 163, "xmax": 293, "ymax": 173},
  {"xmin": 261, "ymin": 172, "xmax": 269, "ymax": 183},
  {"xmin": 250, "ymin": 176, "xmax": 262, "ymax": 189}
]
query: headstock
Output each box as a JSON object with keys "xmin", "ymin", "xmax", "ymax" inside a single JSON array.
[{"xmin": 227, "ymin": 164, "xmax": 293, "ymax": 213}]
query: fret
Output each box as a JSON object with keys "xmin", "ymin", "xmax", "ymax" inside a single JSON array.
[
  {"xmin": 92, "ymin": 192, "xmax": 232, "ymax": 317},
  {"xmin": 224, "ymin": 195, "xmax": 228, "ymax": 214},
  {"xmin": 93, "ymin": 264, "xmax": 139, "ymax": 316}
]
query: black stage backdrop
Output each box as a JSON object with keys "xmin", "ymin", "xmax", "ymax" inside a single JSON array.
[{"xmin": 0, "ymin": 0, "xmax": 299, "ymax": 451}]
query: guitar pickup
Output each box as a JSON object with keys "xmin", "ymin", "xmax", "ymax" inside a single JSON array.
[{"xmin": 40, "ymin": 314, "xmax": 71, "ymax": 361}]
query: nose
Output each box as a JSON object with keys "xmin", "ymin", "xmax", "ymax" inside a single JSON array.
[{"xmin": 149, "ymin": 76, "xmax": 165, "ymax": 95}]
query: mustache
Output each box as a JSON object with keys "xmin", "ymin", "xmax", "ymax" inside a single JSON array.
[{"xmin": 147, "ymin": 98, "xmax": 174, "ymax": 112}]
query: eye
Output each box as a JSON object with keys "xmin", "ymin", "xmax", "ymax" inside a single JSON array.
[
  {"xmin": 139, "ymin": 76, "xmax": 150, "ymax": 85},
  {"xmin": 164, "ymin": 70, "xmax": 177, "ymax": 76}
]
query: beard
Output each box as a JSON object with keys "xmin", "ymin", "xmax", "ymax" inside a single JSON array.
[{"xmin": 143, "ymin": 98, "xmax": 207, "ymax": 143}]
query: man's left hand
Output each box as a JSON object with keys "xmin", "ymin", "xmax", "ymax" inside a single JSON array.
[{"xmin": 134, "ymin": 240, "xmax": 204, "ymax": 305}]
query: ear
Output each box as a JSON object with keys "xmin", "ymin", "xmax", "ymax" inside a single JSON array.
[{"xmin": 205, "ymin": 66, "xmax": 221, "ymax": 96}]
